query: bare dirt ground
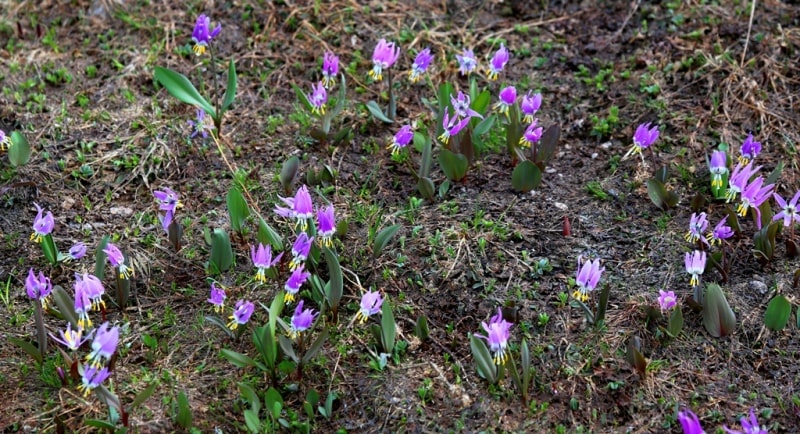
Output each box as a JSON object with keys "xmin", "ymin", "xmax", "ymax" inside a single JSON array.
[{"xmin": 1, "ymin": 0, "xmax": 799, "ymax": 432}]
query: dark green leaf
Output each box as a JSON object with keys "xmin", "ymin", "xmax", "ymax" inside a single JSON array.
[
  {"xmin": 52, "ymin": 286, "xmax": 79, "ymax": 330},
  {"xmin": 595, "ymin": 283, "xmax": 611, "ymax": 325},
  {"xmin": 257, "ymin": 217, "xmax": 283, "ymax": 251},
  {"xmin": 764, "ymin": 160, "xmax": 784, "ymax": 186},
  {"xmin": 764, "ymin": 295, "xmax": 791, "ymax": 331},
  {"xmin": 8, "ymin": 337, "xmax": 43, "ymax": 365},
  {"xmin": 302, "ymin": 328, "xmax": 329, "ymax": 363},
  {"xmin": 84, "ymin": 420, "xmax": 117, "ymax": 429},
  {"xmin": 373, "ymin": 224, "xmax": 401, "ymax": 258},
  {"xmin": 204, "ymin": 315, "xmax": 234, "ymax": 338},
  {"xmin": 95, "ymin": 235, "xmax": 110, "ymax": 279},
  {"xmin": 278, "ymin": 335, "xmax": 299, "ymax": 363},
  {"xmin": 702, "ymin": 283, "xmax": 736, "ymax": 337},
  {"xmin": 438, "ymin": 148, "xmax": 468, "ymax": 181},
  {"xmin": 511, "ymin": 160, "xmax": 543, "ymax": 193},
  {"xmin": 221, "ymin": 60, "xmax": 237, "ymax": 113},
  {"xmin": 469, "ymin": 334, "xmax": 498, "ymax": 384},
  {"xmin": 208, "ymin": 228, "xmax": 233, "ymax": 274},
  {"xmin": 536, "ymin": 124, "xmax": 561, "ymax": 165},
  {"xmin": 41, "ymin": 234, "xmax": 58, "ymax": 266},
  {"xmin": 167, "ymin": 221, "xmax": 183, "ymax": 251},
  {"xmin": 131, "ymin": 382, "xmax": 158, "ymax": 409},
  {"xmin": 292, "ymin": 83, "xmax": 314, "ymax": 112},
  {"xmin": 330, "ymin": 73, "xmax": 347, "ymax": 117},
  {"xmin": 380, "ymin": 296, "xmax": 396, "ymax": 354},
  {"xmin": 8, "ymin": 131, "xmax": 31, "ymax": 167},
  {"xmin": 473, "ymin": 113, "xmax": 496, "ymax": 136},
  {"xmin": 226, "ymin": 186, "xmax": 250, "ymax": 234},
  {"xmin": 244, "ymin": 409, "xmax": 261, "ymax": 434},
  {"xmin": 238, "ymin": 382, "xmax": 261, "ymax": 412},
  {"xmin": 471, "ymin": 89, "xmax": 491, "ymax": 115},
  {"xmin": 646, "ymin": 178, "xmax": 669, "ymax": 210},
  {"xmin": 175, "ymin": 391, "xmax": 192, "ymax": 428},
  {"xmin": 414, "ymin": 315, "xmax": 429, "ymax": 341},
  {"xmin": 265, "ymin": 388, "xmax": 284, "ymax": 419},
  {"xmin": 220, "ymin": 349, "xmax": 258, "ymax": 368},
  {"xmin": 417, "ymin": 131, "xmax": 432, "ymax": 177},
  {"xmin": 153, "ymin": 67, "xmax": 215, "ymax": 117},
  {"xmin": 324, "ymin": 247, "xmax": 343, "ymax": 311},
  {"xmin": 417, "ymin": 177, "xmax": 435, "ymax": 200},
  {"xmin": 625, "ymin": 335, "xmax": 647, "ymax": 377},
  {"xmin": 365, "ymin": 100, "xmax": 393, "ymax": 124},
  {"xmin": 280, "ymin": 156, "xmax": 300, "ymax": 193},
  {"xmin": 667, "ymin": 306, "xmax": 684, "ymax": 337},
  {"xmin": 654, "ymin": 165, "xmax": 669, "ymax": 184}
]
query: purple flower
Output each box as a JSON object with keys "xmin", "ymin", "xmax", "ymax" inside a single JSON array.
[
  {"xmin": 737, "ymin": 176, "xmax": 774, "ymax": 227},
  {"xmin": 678, "ymin": 409, "xmax": 705, "ymax": 434},
  {"xmin": 104, "ymin": 243, "xmax": 133, "ymax": 279},
  {"xmin": 26, "ymin": 268, "xmax": 52, "ymax": 306},
  {"xmin": 408, "ymin": 47, "xmax": 433, "ymax": 83},
  {"xmin": 709, "ymin": 150, "xmax": 728, "ymax": 188},
  {"xmin": 290, "ymin": 233, "xmax": 314, "ymax": 270},
  {"xmin": 726, "ymin": 162, "xmax": 760, "ymax": 202},
  {"xmin": 153, "ymin": 187, "xmax": 181, "ymax": 230},
  {"xmin": 208, "ymin": 282, "xmax": 226, "ymax": 313},
  {"xmin": 573, "ymin": 256, "xmax": 604, "ymax": 302},
  {"xmin": 475, "ymin": 308, "xmax": 513, "ymax": 365},
  {"xmin": 520, "ymin": 92, "xmax": 542, "ymax": 124},
  {"xmin": 438, "ymin": 107, "xmax": 472, "ymax": 145},
  {"xmin": 519, "ymin": 120, "xmax": 544, "ymax": 148},
  {"xmin": 368, "ymin": 39, "xmax": 400, "ymax": 81},
  {"xmin": 773, "ymin": 190, "xmax": 800, "ymax": 228},
  {"xmin": 0, "ymin": 129, "xmax": 11, "ymax": 151},
  {"xmin": 493, "ymin": 86, "xmax": 517, "ymax": 118},
  {"xmin": 86, "ymin": 322, "xmax": 119, "ymax": 368},
  {"xmin": 74, "ymin": 279, "xmax": 92, "ymax": 329},
  {"xmin": 251, "ymin": 242, "xmax": 283, "ymax": 283},
  {"xmin": 388, "ymin": 125, "xmax": 414, "ymax": 155},
  {"xmin": 486, "ymin": 44, "xmax": 509, "ymax": 81},
  {"xmin": 724, "ymin": 408, "xmax": 767, "ymax": 434},
  {"xmin": 290, "ymin": 300, "xmax": 318, "ymax": 338},
  {"xmin": 685, "ymin": 250, "xmax": 706, "ymax": 287},
  {"xmin": 284, "ymin": 264, "xmax": 311, "ymax": 303},
  {"xmin": 188, "ymin": 109, "xmax": 215, "ymax": 139},
  {"xmin": 356, "ymin": 290, "xmax": 383, "ymax": 323},
  {"xmin": 275, "ymin": 185, "xmax": 315, "ymax": 230},
  {"xmin": 68, "ymin": 242, "xmax": 87, "ymax": 260},
  {"xmin": 31, "ymin": 202, "xmax": 54, "ymax": 243},
  {"xmin": 321, "ymin": 51, "xmax": 339, "ymax": 88},
  {"xmin": 449, "ymin": 91, "xmax": 482, "ymax": 122},
  {"xmin": 456, "ymin": 48, "xmax": 478, "ymax": 76},
  {"xmin": 625, "ymin": 122, "xmax": 659, "ymax": 159},
  {"xmin": 75, "ymin": 272, "xmax": 105, "ymax": 311},
  {"xmin": 707, "ymin": 216, "xmax": 734, "ymax": 246},
  {"xmin": 191, "ymin": 14, "xmax": 221, "ymax": 56},
  {"xmin": 739, "ymin": 134, "xmax": 761, "ymax": 164},
  {"xmin": 658, "ymin": 290, "xmax": 677, "ymax": 312},
  {"xmin": 685, "ymin": 212, "xmax": 709, "ymax": 246},
  {"xmin": 50, "ymin": 322, "xmax": 90, "ymax": 351},
  {"xmin": 308, "ymin": 81, "xmax": 327, "ymax": 115},
  {"xmin": 78, "ymin": 365, "xmax": 112, "ymax": 397},
  {"xmin": 228, "ymin": 300, "xmax": 255, "ymax": 330},
  {"xmin": 316, "ymin": 205, "xmax": 336, "ymax": 247}
]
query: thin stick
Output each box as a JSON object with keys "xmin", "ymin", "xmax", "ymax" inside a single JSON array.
[{"xmin": 740, "ymin": 0, "xmax": 757, "ymax": 66}]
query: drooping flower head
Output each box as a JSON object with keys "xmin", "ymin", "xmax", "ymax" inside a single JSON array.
[
  {"xmin": 78, "ymin": 365, "xmax": 112, "ymax": 397},
  {"xmin": 388, "ymin": 124, "xmax": 414, "ymax": 155},
  {"xmin": 486, "ymin": 44, "xmax": 509, "ymax": 81},
  {"xmin": 475, "ymin": 308, "xmax": 513, "ymax": 365},
  {"xmin": 26, "ymin": 268, "xmax": 52, "ymax": 307},
  {"xmin": 685, "ymin": 250, "xmax": 706, "ymax": 287},
  {"xmin": 624, "ymin": 122, "xmax": 659, "ymax": 159},
  {"xmin": 208, "ymin": 282, "xmax": 226, "ymax": 313},
  {"xmin": 707, "ymin": 216, "xmax": 734, "ymax": 246},
  {"xmin": 449, "ymin": 91, "xmax": 482, "ymax": 122},
  {"xmin": 573, "ymin": 256, "xmax": 604, "ymax": 302},
  {"xmin": 368, "ymin": 39, "xmax": 400, "ymax": 81},
  {"xmin": 724, "ymin": 408, "xmax": 767, "ymax": 434},
  {"xmin": 75, "ymin": 272, "xmax": 105, "ymax": 311},
  {"xmin": 321, "ymin": 51, "xmax": 339, "ymax": 88},
  {"xmin": 191, "ymin": 14, "xmax": 221, "ymax": 56},
  {"xmin": 520, "ymin": 92, "xmax": 542, "ymax": 124},
  {"xmin": 275, "ymin": 185, "xmax": 315, "ymax": 230},
  {"xmin": 772, "ymin": 190, "xmax": 800, "ymax": 228},
  {"xmin": 739, "ymin": 134, "xmax": 761, "ymax": 165},
  {"xmin": 316, "ymin": 204, "xmax": 336, "ymax": 247},
  {"xmin": 284, "ymin": 264, "xmax": 311, "ymax": 303},
  {"xmin": 290, "ymin": 300, "xmax": 319, "ymax": 338},
  {"xmin": 408, "ymin": 48, "xmax": 433, "ymax": 83},
  {"xmin": 104, "ymin": 243, "xmax": 133, "ymax": 279},
  {"xmin": 153, "ymin": 187, "xmax": 182, "ymax": 230},
  {"xmin": 50, "ymin": 322, "xmax": 90, "ymax": 351},
  {"xmin": 308, "ymin": 81, "xmax": 327, "ymax": 115},
  {"xmin": 456, "ymin": 48, "xmax": 478, "ymax": 76},
  {"xmin": 30, "ymin": 202, "xmax": 54, "ymax": 243},
  {"xmin": 356, "ymin": 290, "xmax": 383, "ymax": 323},
  {"xmin": 726, "ymin": 162, "xmax": 760, "ymax": 202},
  {"xmin": 68, "ymin": 242, "xmax": 87, "ymax": 260},
  {"xmin": 658, "ymin": 290, "xmax": 677, "ymax": 312},
  {"xmin": 251, "ymin": 243, "xmax": 283, "ymax": 283},
  {"xmin": 685, "ymin": 212, "xmax": 709, "ymax": 246},
  {"xmin": 0, "ymin": 129, "xmax": 11, "ymax": 151},
  {"xmin": 74, "ymin": 279, "xmax": 92, "ymax": 329},
  {"xmin": 290, "ymin": 233, "xmax": 314, "ymax": 270},
  {"xmin": 228, "ymin": 300, "xmax": 255, "ymax": 330},
  {"xmin": 678, "ymin": 409, "xmax": 705, "ymax": 434},
  {"xmin": 709, "ymin": 150, "xmax": 728, "ymax": 188},
  {"xmin": 519, "ymin": 120, "xmax": 543, "ymax": 149},
  {"xmin": 493, "ymin": 86, "xmax": 517, "ymax": 119},
  {"xmin": 438, "ymin": 108, "xmax": 472, "ymax": 145},
  {"xmin": 737, "ymin": 176, "xmax": 774, "ymax": 227},
  {"xmin": 86, "ymin": 322, "xmax": 119, "ymax": 368},
  {"xmin": 188, "ymin": 109, "xmax": 215, "ymax": 139}
]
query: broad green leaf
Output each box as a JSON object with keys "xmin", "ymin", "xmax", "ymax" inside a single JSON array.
[
  {"xmin": 175, "ymin": 391, "xmax": 192, "ymax": 428},
  {"xmin": 265, "ymin": 388, "xmax": 284, "ymax": 419},
  {"xmin": 131, "ymin": 382, "xmax": 158, "ymax": 409},
  {"xmin": 471, "ymin": 89, "xmax": 491, "ymax": 115},
  {"xmin": 646, "ymin": 178, "xmax": 669, "ymax": 210},
  {"xmin": 511, "ymin": 160, "xmax": 542, "ymax": 193},
  {"xmin": 268, "ymin": 293, "xmax": 285, "ymax": 333},
  {"xmin": 41, "ymin": 234, "xmax": 58, "ymax": 266},
  {"xmin": 8, "ymin": 337, "xmax": 43, "ymax": 365},
  {"xmin": 417, "ymin": 177, "xmax": 435, "ymax": 200},
  {"xmin": 436, "ymin": 82, "xmax": 454, "ymax": 137},
  {"xmin": 292, "ymin": 83, "xmax": 314, "ymax": 112},
  {"xmin": 226, "ymin": 186, "xmax": 250, "ymax": 234},
  {"xmin": 302, "ymin": 328, "xmax": 329, "ymax": 364},
  {"xmin": 254, "ymin": 324, "xmax": 277, "ymax": 368},
  {"xmin": 595, "ymin": 283, "xmax": 611, "ymax": 326},
  {"xmin": 52, "ymin": 285, "xmax": 79, "ymax": 329},
  {"xmin": 625, "ymin": 335, "xmax": 647, "ymax": 377},
  {"xmin": 204, "ymin": 315, "xmax": 234, "ymax": 338},
  {"xmin": 8, "ymin": 131, "xmax": 31, "ymax": 167},
  {"xmin": 221, "ymin": 60, "xmax": 237, "ymax": 113},
  {"xmin": 469, "ymin": 334, "xmax": 498, "ymax": 384},
  {"xmin": 167, "ymin": 220, "xmax": 183, "ymax": 251},
  {"xmin": 667, "ymin": 306, "xmax": 684, "ymax": 337},
  {"xmin": 764, "ymin": 295, "xmax": 791, "ymax": 331},
  {"xmin": 521, "ymin": 339, "xmax": 531, "ymax": 391},
  {"xmin": 280, "ymin": 156, "xmax": 300, "ymax": 193},
  {"xmin": 417, "ymin": 131, "xmax": 432, "ymax": 177},
  {"xmin": 84, "ymin": 420, "xmax": 117, "ymax": 430},
  {"xmin": 244, "ymin": 409, "xmax": 261, "ymax": 434},
  {"xmin": 220, "ymin": 349, "xmax": 258, "ymax": 368},
  {"xmin": 153, "ymin": 67, "xmax": 215, "ymax": 117},
  {"xmin": 764, "ymin": 160, "xmax": 784, "ymax": 186},
  {"xmin": 536, "ymin": 124, "xmax": 561, "ymax": 165},
  {"xmin": 324, "ymin": 247, "xmax": 343, "ymax": 311},
  {"xmin": 208, "ymin": 228, "xmax": 233, "ymax": 274},
  {"xmin": 414, "ymin": 315, "xmax": 429, "ymax": 341},
  {"xmin": 438, "ymin": 148, "xmax": 468, "ymax": 181},
  {"xmin": 473, "ymin": 114, "xmax": 496, "ymax": 136},
  {"xmin": 654, "ymin": 165, "xmax": 669, "ymax": 184},
  {"xmin": 373, "ymin": 224, "xmax": 401, "ymax": 258},
  {"xmin": 95, "ymin": 235, "xmax": 110, "ymax": 279},
  {"xmin": 257, "ymin": 217, "xmax": 283, "ymax": 251},
  {"xmin": 330, "ymin": 73, "xmax": 347, "ymax": 117},
  {"xmin": 278, "ymin": 335, "xmax": 299, "ymax": 363},
  {"xmin": 365, "ymin": 100, "xmax": 393, "ymax": 124},
  {"xmin": 702, "ymin": 283, "xmax": 736, "ymax": 337},
  {"xmin": 380, "ymin": 296, "xmax": 396, "ymax": 354}
]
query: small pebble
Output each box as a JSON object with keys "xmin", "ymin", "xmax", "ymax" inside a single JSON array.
[{"xmin": 748, "ymin": 280, "xmax": 768, "ymax": 295}]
